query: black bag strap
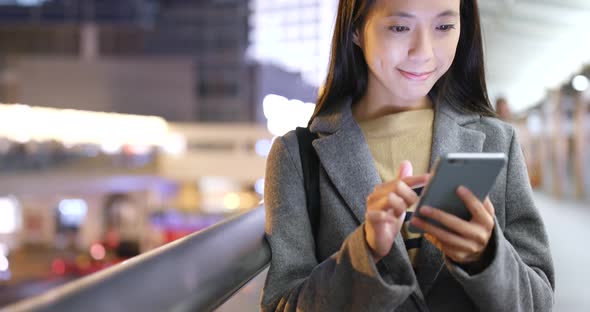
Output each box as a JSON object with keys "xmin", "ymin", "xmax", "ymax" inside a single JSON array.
[{"xmin": 295, "ymin": 127, "xmax": 320, "ymax": 246}]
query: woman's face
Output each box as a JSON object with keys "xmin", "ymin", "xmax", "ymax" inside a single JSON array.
[{"xmin": 357, "ymin": 0, "xmax": 461, "ymax": 105}]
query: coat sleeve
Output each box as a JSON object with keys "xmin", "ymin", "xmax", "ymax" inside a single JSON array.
[
  {"xmin": 445, "ymin": 127, "xmax": 555, "ymax": 312},
  {"xmin": 260, "ymin": 134, "xmax": 418, "ymax": 312}
]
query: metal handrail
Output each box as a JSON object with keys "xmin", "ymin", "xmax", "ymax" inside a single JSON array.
[{"xmin": 3, "ymin": 206, "xmax": 270, "ymax": 312}]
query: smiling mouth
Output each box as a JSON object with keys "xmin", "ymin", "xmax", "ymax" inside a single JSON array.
[{"xmin": 398, "ymin": 69, "xmax": 435, "ymax": 81}]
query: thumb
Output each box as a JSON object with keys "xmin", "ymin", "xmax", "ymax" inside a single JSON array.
[{"xmin": 396, "ymin": 160, "xmax": 413, "ymax": 180}]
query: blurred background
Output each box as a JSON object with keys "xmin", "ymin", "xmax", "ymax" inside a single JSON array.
[{"xmin": 0, "ymin": 0, "xmax": 588, "ymax": 311}]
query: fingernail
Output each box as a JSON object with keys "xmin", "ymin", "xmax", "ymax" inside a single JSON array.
[
  {"xmin": 457, "ymin": 186, "xmax": 467, "ymax": 194},
  {"xmin": 421, "ymin": 206, "xmax": 432, "ymax": 214}
]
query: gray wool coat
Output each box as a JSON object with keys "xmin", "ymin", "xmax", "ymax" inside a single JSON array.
[{"xmin": 261, "ymin": 98, "xmax": 555, "ymax": 312}]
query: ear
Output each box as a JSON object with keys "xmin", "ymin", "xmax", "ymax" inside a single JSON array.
[{"xmin": 352, "ymin": 28, "xmax": 361, "ymax": 47}]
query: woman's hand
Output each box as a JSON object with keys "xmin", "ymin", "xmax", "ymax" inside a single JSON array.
[
  {"xmin": 410, "ymin": 186, "xmax": 495, "ymax": 266},
  {"xmin": 365, "ymin": 161, "xmax": 430, "ymax": 263}
]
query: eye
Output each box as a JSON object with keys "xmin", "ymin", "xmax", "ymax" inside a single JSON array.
[
  {"xmin": 436, "ymin": 24, "xmax": 456, "ymax": 32},
  {"xmin": 389, "ymin": 25, "xmax": 410, "ymax": 33}
]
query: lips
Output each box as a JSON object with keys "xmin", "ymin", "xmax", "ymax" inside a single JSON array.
[{"xmin": 398, "ymin": 69, "xmax": 435, "ymax": 81}]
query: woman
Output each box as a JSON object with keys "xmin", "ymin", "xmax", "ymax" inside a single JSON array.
[{"xmin": 261, "ymin": 0, "xmax": 555, "ymax": 311}]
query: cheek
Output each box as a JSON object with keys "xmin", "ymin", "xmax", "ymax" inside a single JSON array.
[
  {"xmin": 365, "ymin": 43, "xmax": 403, "ymax": 75},
  {"xmin": 438, "ymin": 36, "xmax": 460, "ymax": 71},
  {"xmin": 363, "ymin": 29, "xmax": 404, "ymax": 71}
]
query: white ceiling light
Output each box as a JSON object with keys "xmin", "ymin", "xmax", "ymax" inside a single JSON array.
[{"xmin": 572, "ymin": 75, "xmax": 589, "ymax": 92}]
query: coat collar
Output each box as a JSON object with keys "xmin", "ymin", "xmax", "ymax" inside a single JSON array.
[
  {"xmin": 309, "ymin": 96, "xmax": 483, "ymax": 135},
  {"xmin": 310, "ymin": 97, "xmax": 486, "ymax": 295}
]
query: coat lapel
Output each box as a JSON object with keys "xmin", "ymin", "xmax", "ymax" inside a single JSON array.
[
  {"xmin": 310, "ymin": 98, "xmax": 380, "ymax": 225},
  {"xmin": 310, "ymin": 98, "xmax": 414, "ymax": 271},
  {"xmin": 414, "ymin": 103, "xmax": 486, "ymax": 295}
]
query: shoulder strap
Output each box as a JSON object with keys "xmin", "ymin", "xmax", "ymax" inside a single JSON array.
[{"xmin": 295, "ymin": 127, "xmax": 320, "ymax": 244}]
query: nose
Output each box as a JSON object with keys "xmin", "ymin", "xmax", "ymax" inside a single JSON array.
[{"xmin": 408, "ymin": 28, "xmax": 434, "ymax": 63}]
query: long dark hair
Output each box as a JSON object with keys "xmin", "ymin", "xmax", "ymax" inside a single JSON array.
[{"xmin": 310, "ymin": 0, "xmax": 496, "ymax": 123}]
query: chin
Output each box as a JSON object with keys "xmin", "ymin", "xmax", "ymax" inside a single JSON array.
[{"xmin": 399, "ymin": 88, "xmax": 431, "ymax": 101}]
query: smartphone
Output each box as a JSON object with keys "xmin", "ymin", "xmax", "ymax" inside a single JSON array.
[{"xmin": 408, "ymin": 153, "xmax": 507, "ymax": 233}]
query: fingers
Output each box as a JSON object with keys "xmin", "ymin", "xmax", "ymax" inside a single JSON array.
[
  {"xmin": 395, "ymin": 182, "xmax": 420, "ymax": 205},
  {"xmin": 412, "ymin": 187, "xmax": 497, "ymax": 265},
  {"xmin": 483, "ymin": 197, "xmax": 495, "ymax": 215},
  {"xmin": 371, "ymin": 175, "xmax": 429, "ymax": 203},
  {"xmin": 412, "ymin": 217, "xmax": 470, "ymax": 250},
  {"xmin": 396, "ymin": 160, "xmax": 429, "ymax": 187},
  {"xmin": 370, "ymin": 183, "xmax": 417, "ymax": 207},
  {"xmin": 416, "ymin": 206, "xmax": 485, "ymax": 244},
  {"xmin": 368, "ymin": 192, "xmax": 407, "ymax": 217},
  {"xmin": 425, "ymin": 234, "xmax": 480, "ymax": 263},
  {"xmin": 414, "ymin": 217, "xmax": 482, "ymax": 257},
  {"xmin": 401, "ymin": 174, "xmax": 431, "ymax": 188},
  {"xmin": 366, "ymin": 160, "xmax": 431, "ymax": 226},
  {"xmin": 374, "ymin": 173, "xmax": 430, "ymax": 192},
  {"xmin": 456, "ymin": 186, "xmax": 494, "ymax": 228},
  {"xmin": 366, "ymin": 210, "xmax": 396, "ymax": 224},
  {"xmin": 396, "ymin": 160, "xmax": 413, "ymax": 180}
]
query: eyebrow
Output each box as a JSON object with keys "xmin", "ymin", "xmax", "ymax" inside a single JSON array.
[{"xmin": 388, "ymin": 10, "xmax": 459, "ymax": 18}]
